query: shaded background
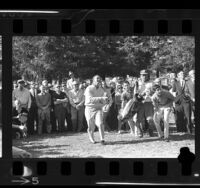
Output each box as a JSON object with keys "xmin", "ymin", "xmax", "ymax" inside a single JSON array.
[{"xmin": 12, "ymin": 36, "xmax": 194, "ymax": 83}]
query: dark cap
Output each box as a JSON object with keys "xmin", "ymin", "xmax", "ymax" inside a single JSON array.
[
  {"xmin": 153, "ymin": 84, "xmax": 161, "ymax": 91},
  {"xmin": 17, "ymin": 79, "xmax": 25, "ymax": 84}
]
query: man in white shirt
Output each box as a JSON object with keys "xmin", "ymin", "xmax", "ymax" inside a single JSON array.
[
  {"xmin": 84, "ymin": 75, "xmax": 108, "ymax": 144},
  {"xmin": 67, "ymin": 71, "xmax": 76, "ymax": 90},
  {"xmin": 12, "ymin": 80, "xmax": 32, "ymax": 114},
  {"xmin": 68, "ymin": 80, "xmax": 85, "ymax": 132}
]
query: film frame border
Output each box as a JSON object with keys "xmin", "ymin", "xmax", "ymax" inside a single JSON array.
[{"xmin": 0, "ymin": 9, "xmax": 199, "ymax": 185}]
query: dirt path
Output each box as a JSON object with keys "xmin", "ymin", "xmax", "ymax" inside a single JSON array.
[{"xmin": 13, "ymin": 130, "xmax": 195, "ymax": 158}]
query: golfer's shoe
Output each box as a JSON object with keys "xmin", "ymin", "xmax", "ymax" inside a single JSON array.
[
  {"xmin": 159, "ymin": 136, "xmax": 164, "ymax": 140},
  {"xmin": 100, "ymin": 140, "xmax": 105, "ymax": 145},
  {"xmin": 164, "ymin": 138, "xmax": 170, "ymax": 142},
  {"xmin": 139, "ymin": 133, "xmax": 143, "ymax": 138},
  {"xmin": 87, "ymin": 131, "xmax": 96, "ymax": 144},
  {"xmin": 118, "ymin": 130, "xmax": 122, "ymax": 134}
]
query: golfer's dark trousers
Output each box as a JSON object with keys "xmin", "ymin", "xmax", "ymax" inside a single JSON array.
[
  {"xmin": 50, "ymin": 108, "xmax": 57, "ymax": 132},
  {"xmin": 175, "ymin": 98, "xmax": 192, "ymax": 133}
]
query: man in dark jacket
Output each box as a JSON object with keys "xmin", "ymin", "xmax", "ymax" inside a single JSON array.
[
  {"xmin": 185, "ymin": 69, "xmax": 195, "ymax": 127},
  {"xmin": 172, "ymin": 71, "xmax": 192, "ymax": 134},
  {"xmin": 27, "ymin": 81, "xmax": 39, "ymax": 135}
]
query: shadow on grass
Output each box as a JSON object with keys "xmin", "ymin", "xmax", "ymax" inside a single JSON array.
[
  {"xmin": 13, "ymin": 132, "xmax": 88, "ymax": 143},
  {"xmin": 104, "ymin": 134, "xmax": 194, "ymax": 146},
  {"xmin": 13, "ymin": 143, "xmax": 70, "ymax": 158}
]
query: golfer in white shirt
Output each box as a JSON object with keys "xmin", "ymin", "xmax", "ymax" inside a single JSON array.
[{"xmin": 84, "ymin": 75, "xmax": 109, "ymax": 145}]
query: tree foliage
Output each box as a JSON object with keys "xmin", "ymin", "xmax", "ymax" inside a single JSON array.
[{"xmin": 12, "ymin": 36, "xmax": 195, "ymax": 82}]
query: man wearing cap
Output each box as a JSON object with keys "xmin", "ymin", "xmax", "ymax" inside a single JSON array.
[
  {"xmin": 68, "ymin": 80, "xmax": 85, "ymax": 132},
  {"xmin": 53, "ymin": 84, "xmax": 69, "ymax": 132},
  {"xmin": 152, "ymin": 85, "xmax": 175, "ymax": 142},
  {"xmin": 12, "ymin": 80, "xmax": 32, "ymax": 115},
  {"xmin": 36, "ymin": 85, "xmax": 52, "ymax": 135},
  {"xmin": 172, "ymin": 71, "xmax": 192, "ymax": 134},
  {"xmin": 84, "ymin": 75, "xmax": 108, "ymax": 144},
  {"xmin": 27, "ymin": 81, "xmax": 39, "ymax": 135},
  {"xmin": 153, "ymin": 78, "xmax": 169, "ymax": 91},
  {"xmin": 136, "ymin": 69, "xmax": 154, "ymax": 137}
]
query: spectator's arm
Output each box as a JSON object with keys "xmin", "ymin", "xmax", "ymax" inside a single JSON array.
[
  {"xmin": 68, "ymin": 92, "xmax": 76, "ymax": 108},
  {"xmin": 27, "ymin": 92, "xmax": 32, "ymax": 110},
  {"xmin": 78, "ymin": 92, "xmax": 85, "ymax": 106},
  {"xmin": 184, "ymin": 82, "xmax": 191, "ymax": 97},
  {"xmin": 12, "ymin": 90, "xmax": 16, "ymax": 107},
  {"xmin": 152, "ymin": 95, "xmax": 159, "ymax": 108},
  {"xmin": 163, "ymin": 91, "xmax": 175, "ymax": 108},
  {"xmin": 172, "ymin": 82, "xmax": 176, "ymax": 93},
  {"xmin": 166, "ymin": 91, "xmax": 175, "ymax": 101},
  {"xmin": 121, "ymin": 93, "xmax": 126, "ymax": 109}
]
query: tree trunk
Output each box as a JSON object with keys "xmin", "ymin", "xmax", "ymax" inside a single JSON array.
[{"xmin": 156, "ymin": 69, "xmax": 159, "ymax": 78}]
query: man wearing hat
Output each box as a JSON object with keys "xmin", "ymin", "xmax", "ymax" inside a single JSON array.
[
  {"xmin": 152, "ymin": 84, "xmax": 175, "ymax": 141},
  {"xmin": 12, "ymin": 79, "xmax": 32, "ymax": 115},
  {"xmin": 153, "ymin": 78, "xmax": 169, "ymax": 91},
  {"xmin": 136, "ymin": 69, "xmax": 154, "ymax": 137},
  {"xmin": 68, "ymin": 80, "xmax": 85, "ymax": 132},
  {"xmin": 172, "ymin": 70, "xmax": 192, "ymax": 134}
]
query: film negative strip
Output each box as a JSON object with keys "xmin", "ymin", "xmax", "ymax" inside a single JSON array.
[{"xmin": 0, "ymin": 9, "xmax": 199, "ymax": 185}]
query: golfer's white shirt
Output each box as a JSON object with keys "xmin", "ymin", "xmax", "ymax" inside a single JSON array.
[{"xmin": 84, "ymin": 85, "xmax": 106, "ymax": 109}]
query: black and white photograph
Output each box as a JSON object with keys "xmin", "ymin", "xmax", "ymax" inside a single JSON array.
[
  {"xmin": 12, "ymin": 36, "xmax": 195, "ymax": 158},
  {"xmin": 0, "ymin": 36, "xmax": 2, "ymax": 158}
]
